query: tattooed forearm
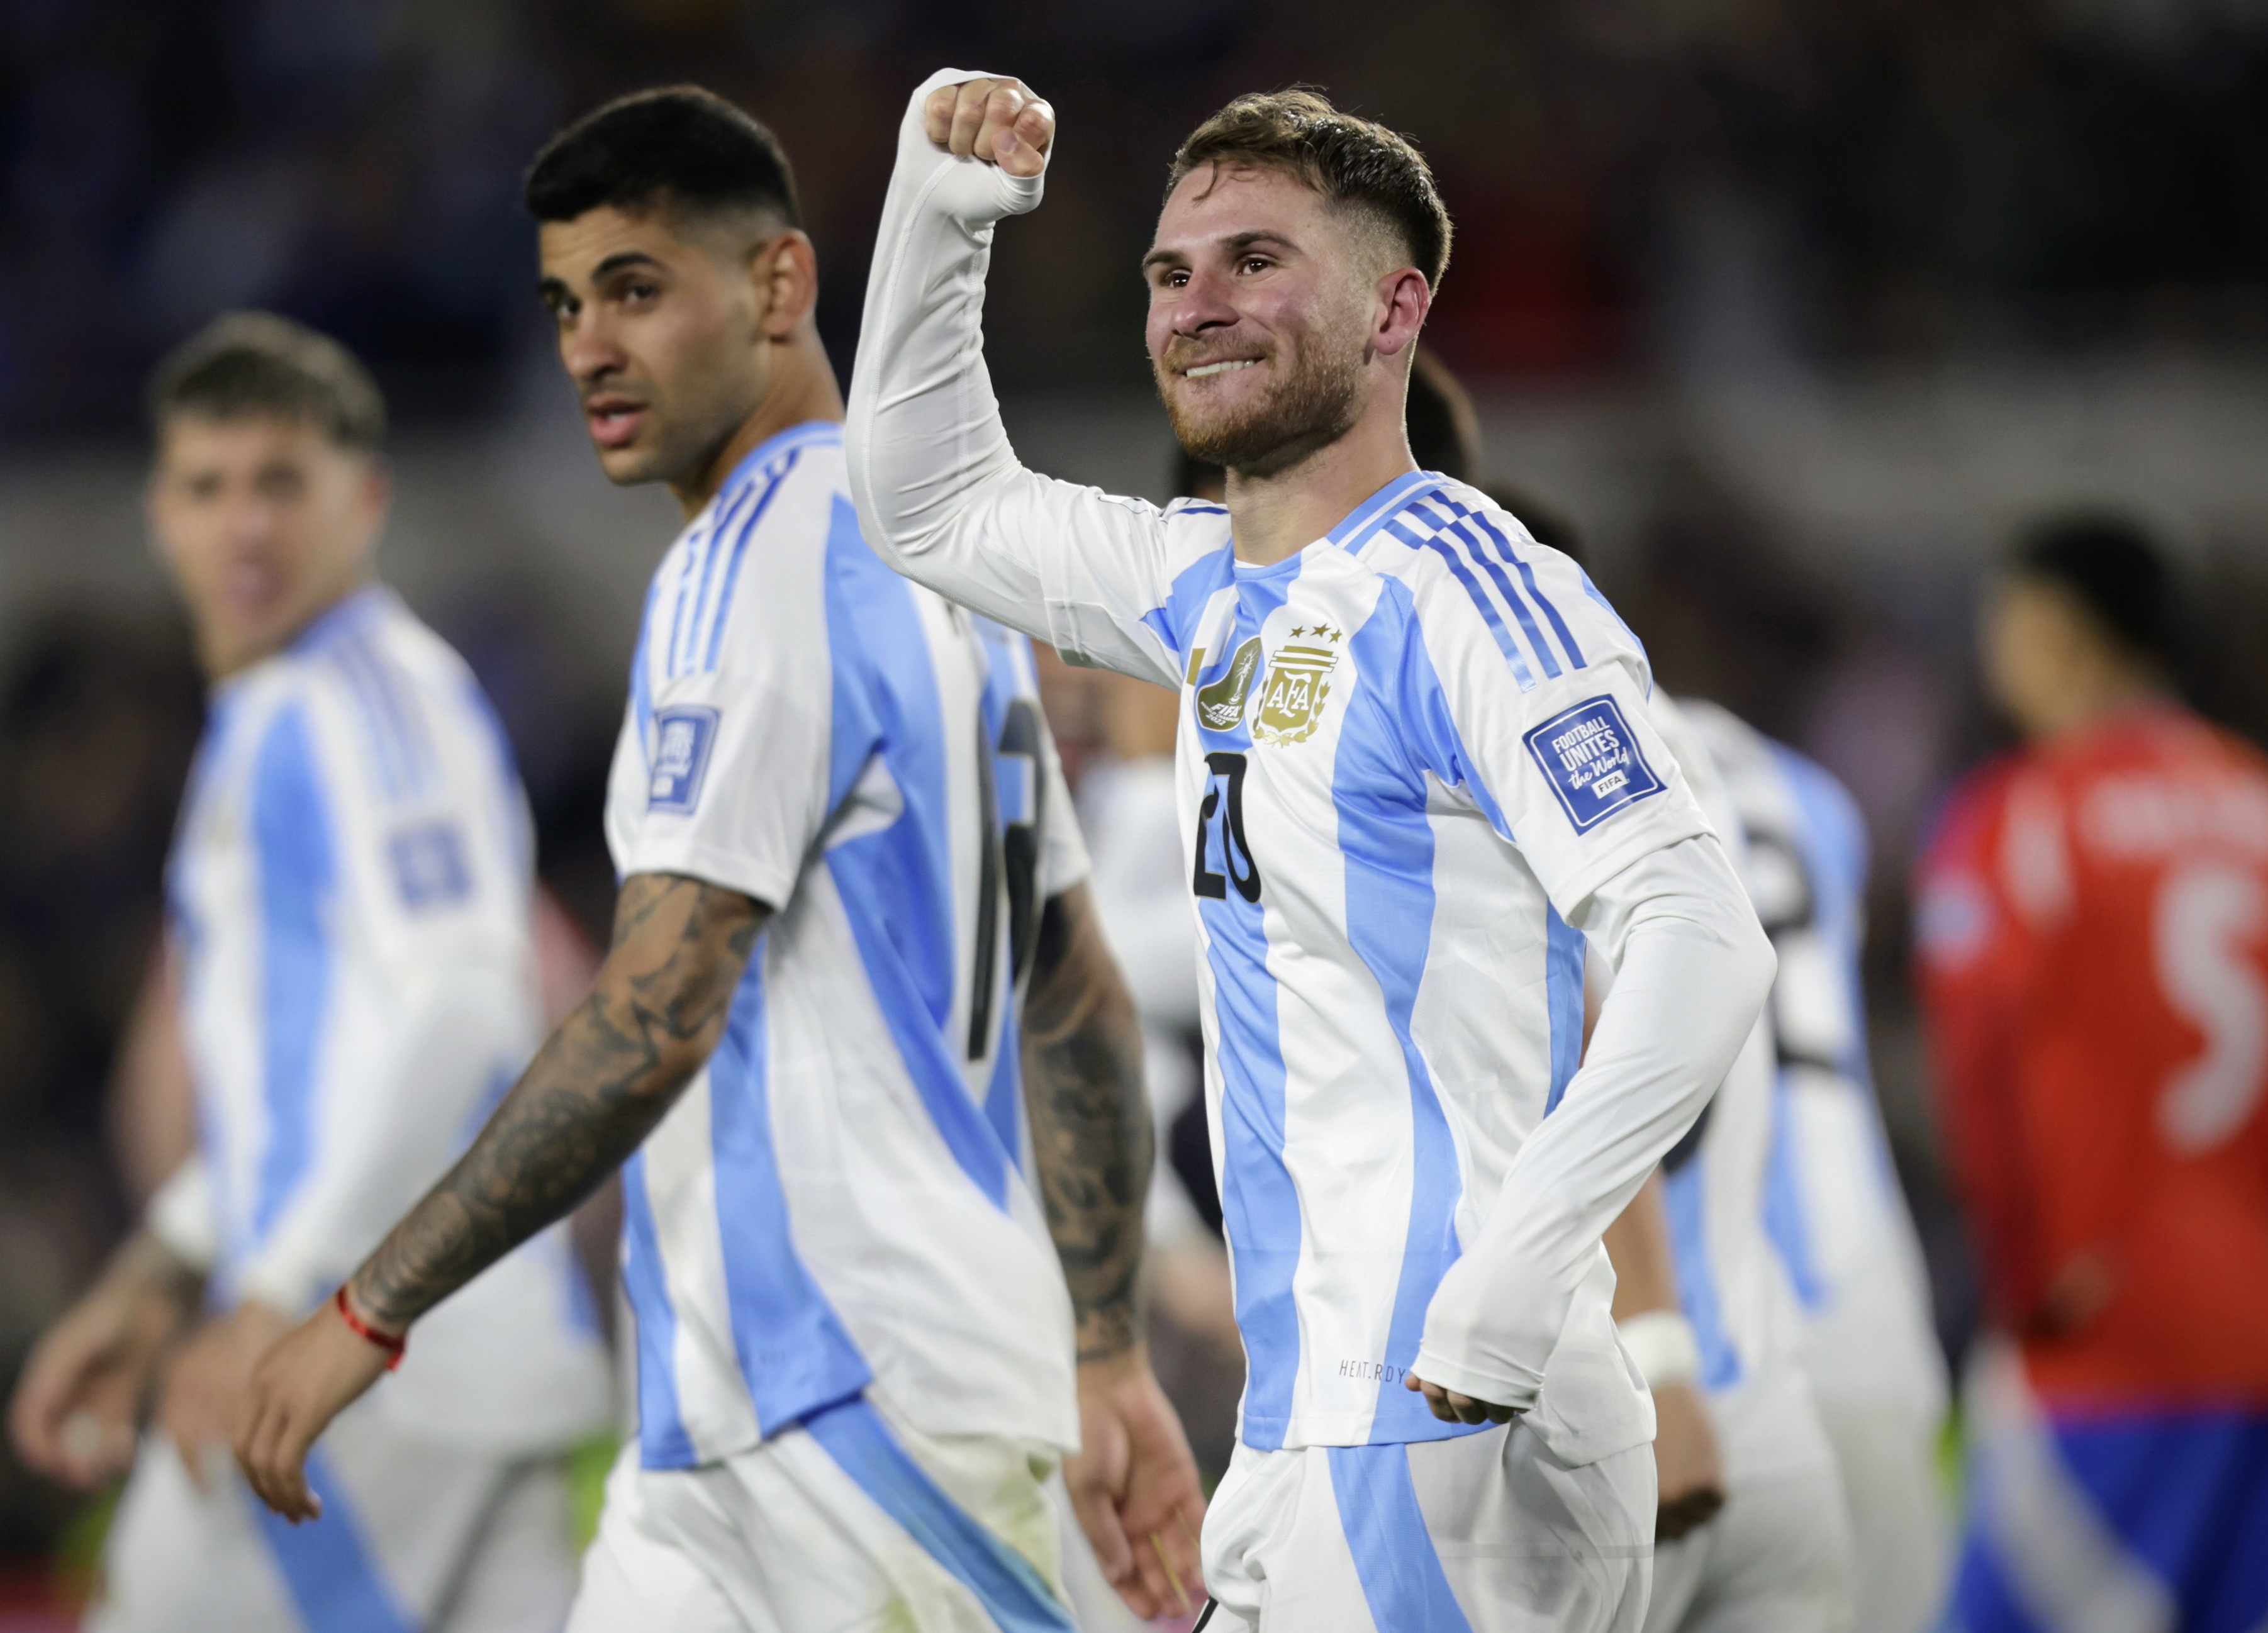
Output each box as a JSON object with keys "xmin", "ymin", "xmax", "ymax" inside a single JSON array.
[
  {"xmin": 349, "ymin": 873, "xmax": 769, "ymax": 1331},
  {"xmin": 1022, "ymin": 884, "xmax": 1153, "ymax": 1361}
]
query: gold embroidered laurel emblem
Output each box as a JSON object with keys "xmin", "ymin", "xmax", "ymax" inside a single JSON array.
[{"xmin": 1251, "ymin": 624, "xmax": 1343, "ymax": 745}]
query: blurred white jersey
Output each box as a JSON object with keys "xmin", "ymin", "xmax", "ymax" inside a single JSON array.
[
  {"xmin": 602, "ymin": 422, "xmax": 1089, "ymax": 1471},
  {"xmin": 1644, "ymin": 697, "xmax": 1802, "ymax": 1395},
  {"xmin": 1680, "ymin": 701, "xmax": 1946, "ymax": 1424},
  {"xmin": 157, "ymin": 585, "xmax": 607, "ymax": 1452},
  {"xmin": 1684, "ymin": 700, "xmax": 1949, "ymax": 1633},
  {"xmin": 1640, "ymin": 697, "xmax": 1854, "ymax": 1633}
]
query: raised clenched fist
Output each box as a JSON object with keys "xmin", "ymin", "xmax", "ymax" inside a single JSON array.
[{"xmin": 922, "ymin": 77, "xmax": 1055, "ymax": 179}]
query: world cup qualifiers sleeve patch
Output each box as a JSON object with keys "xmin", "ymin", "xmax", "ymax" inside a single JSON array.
[
  {"xmin": 648, "ymin": 705, "xmax": 719, "ymax": 813},
  {"xmin": 1524, "ymin": 696, "xmax": 1666, "ymax": 833},
  {"xmin": 389, "ymin": 820, "xmax": 471, "ymax": 908}
]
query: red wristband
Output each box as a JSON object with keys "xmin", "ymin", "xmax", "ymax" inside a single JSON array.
[{"xmin": 333, "ymin": 1286, "xmax": 406, "ymax": 1371}]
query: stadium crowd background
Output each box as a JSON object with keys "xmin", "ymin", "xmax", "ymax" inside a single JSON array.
[{"xmin": 3, "ymin": 0, "xmax": 2267, "ymax": 1619}]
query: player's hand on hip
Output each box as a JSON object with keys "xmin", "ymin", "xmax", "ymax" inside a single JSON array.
[
  {"xmin": 233, "ymin": 1292, "xmax": 396, "ymax": 1522},
  {"xmin": 1067, "ymin": 1347, "xmax": 1207, "ymax": 1620},
  {"xmin": 1648, "ymin": 1379, "xmax": 1726, "ymax": 1541},
  {"xmin": 1404, "ymin": 1369, "xmax": 1521, "ymax": 1426},
  {"xmin": 922, "ymin": 77, "xmax": 1054, "ymax": 177}
]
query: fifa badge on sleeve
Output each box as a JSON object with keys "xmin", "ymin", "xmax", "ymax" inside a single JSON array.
[
  {"xmin": 649, "ymin": 706, "xmax": 720, "ymax": 813},
  {"xmin": 1524, "ymin": 695, "xmax": 1665, "ymax": 832}
]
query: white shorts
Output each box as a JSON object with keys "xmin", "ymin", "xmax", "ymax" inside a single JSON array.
[
  {"xmin": 566, "ymin": 1391, "xmax": 1073, "ymax": 1632},
  {"xmin": 86, "ymin": 1404, "xmax": 578, "ymax": 1633},
  {"xmin": 1198, "ymin": 1423, "xmax": 1655, "ymax": 1632},
  {"xmin": 1643, "ymin": 1364, "xmax": 1855, "ymax": 1633}
]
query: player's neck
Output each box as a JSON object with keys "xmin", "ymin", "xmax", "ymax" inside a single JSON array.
[
  {"xmin": 2028, "ymin": 667, "xmax": 2169, "ymax": 745},
  {"xmin": 1223, "ymin": 399, "xmax": 1417, "ymax": 567},
  {"xmin": 669, "ymin": 332, "xmax": 844, "ymax": 520},
  {"xmin": 201, "ymin": 568, "xmax": 377, "ymax": 684}
]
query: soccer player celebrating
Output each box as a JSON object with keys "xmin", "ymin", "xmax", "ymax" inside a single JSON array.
[
  {"xmin": 1916, "ymin": 516, "xmax": 2268, "ymax": 1632},
  {"xmin": 848, "ymin": 74, "xmax": 1779, "ymax": 1630},
  {"xmin": 7, "ymin": 315, "xmax": 611, "ymax": 1631},
  {"xmin": 232, "ymin": 90, "xmax": 1203, "ymax": 1628}
]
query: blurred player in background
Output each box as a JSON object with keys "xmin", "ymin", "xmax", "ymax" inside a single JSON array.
[
  {"xmin": 231, "ymin": 88, "xmax": 1203, "ymax": 1630},
  {"xmin": 1685, "ymin": 699, "xmax": 1950, "ymax": 1633},
  {"xmin": 1506, "ymin": 495, "xmax": 1853, "ymax": 1630},
  {"xmin": 1606, "ymin": 692, "xmax": 1857, "ymax": 1633},
  {"xmin": 851, "ymin": 72, "xmax": 1779, "ymax": 1630},
  {"xmin": 6, "ymin": 314, "xmax": 611, "ymax": 1631},
  {"xmin": 1917, "ymin": 516, "xmax": 2268, "ymax": 1632}
]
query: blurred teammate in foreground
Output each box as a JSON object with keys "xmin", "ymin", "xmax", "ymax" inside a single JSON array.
[
  {"xmin": 1917, "ymin": 516, "xmax": 2268, "ymax": 1632},
  {"xmin": 6, "ymin": 315, "xmax": 610, "ymax": 1630},
  {"xmin": 230, "ymin": 88, "xmax": 1202, "ymax": 1629},
  {"xmin": 849, "ymin": 73, "xmax": 1778, "ymax": 1630}
]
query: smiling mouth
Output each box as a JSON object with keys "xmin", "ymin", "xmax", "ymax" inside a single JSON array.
[{"xmin": 1184, "ymin": 359, "xmax": 1258, "ymax": 379}]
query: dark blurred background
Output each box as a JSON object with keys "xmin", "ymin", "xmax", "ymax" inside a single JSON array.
[{"xmin": 4, "ymin": 0, "xmax": 2268, "ymax": 1617}]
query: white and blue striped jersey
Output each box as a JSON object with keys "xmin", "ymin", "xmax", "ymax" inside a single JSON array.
[
  {"xmin": 602, "ymin": 422, "xmax": 1090, "ymax": 1471},
  {"xmin": 852, "ymin": 79, "xmax": 1774, "ymax": 1466},
  {"xmin": 862, "ymin": 457, "xmax": 1716, "ymax": 1459},
  {"xmin": 1683, "ymin": 701, "xmax": 1947, "ymax": 1419},
  {"xmin": 154, "ymin": 587, "xmax": 609, "ymax": 1453}
]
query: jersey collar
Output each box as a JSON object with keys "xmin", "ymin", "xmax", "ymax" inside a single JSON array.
[
  {"xmin": 288, "ymin": 582, "xmax": 393, "ymax": 657},
  {"xmin": 1325, "ymin": 468, "xmax": 1449, "ymax": 554},
  {"xmin": 715, "ymin": 418, "xmax": 843, "ymax": 507}
]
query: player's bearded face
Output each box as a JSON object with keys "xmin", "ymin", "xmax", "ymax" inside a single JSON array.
[
  {"xmin": 1153, "ymin": 311, "xmax": 1366, "ymax": 471},
  {"xmin": 1147, "ymin": 165, "xmax": 1376, "ymax": 473}
]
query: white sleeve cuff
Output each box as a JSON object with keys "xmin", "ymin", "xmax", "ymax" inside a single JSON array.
[
  {"xmin": 1409, "ymin": 1347, "xmax": 1543, "ymax": 1415},
  {"xmin": 1616, "ymin": 1309, "xmax": 1702, "ymax": 1390},
  {"xmin": 145, "ymin": 1157, "xmax": 216, "ymax": 1274}
]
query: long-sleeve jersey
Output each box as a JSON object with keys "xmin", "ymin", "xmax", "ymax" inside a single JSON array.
[
  {"xmin": 153, "ymin": 586, "xmax": 608, "ymax": 1452},
  {"xmin": 846, "ymin": 70, "xmax": 1775, "ymax": 1460},
  {"xmin": 1914, "ymin": 702, "xmax": 2268, "ymax": 1408},
  {"xmin": 602, "ymin": 423, "xmax": 1092, "ymax": 1469}
]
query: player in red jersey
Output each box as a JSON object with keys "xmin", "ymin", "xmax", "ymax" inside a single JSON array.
[{"xmin": 1915, "ymin": 515, "xmax": 2268, "ymax": 1632}]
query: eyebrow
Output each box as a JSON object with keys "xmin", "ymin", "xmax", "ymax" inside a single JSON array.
[
  {"xmin": 540, "ymin": 250, "xmax": 669, "ymax": 301},
  {"xmin": 1141, "ymin": 229, "xmax": 1300, "ymax": 275}
]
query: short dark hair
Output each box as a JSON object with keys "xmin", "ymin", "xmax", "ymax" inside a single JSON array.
[
  {"xmin": 148, "ymin": 312, "xmax": 386, "ymax": 452},
  {"xmin": 1166, "ymin": 89, "xmax": 1451, "ymax": 290},
  {"xmin": 525, "ymin": 86, "xmax": 802, "ymax": 230},
  {"xmin": 2011, "ymin": 510, "xmax": 2181, "ymax": 666}
]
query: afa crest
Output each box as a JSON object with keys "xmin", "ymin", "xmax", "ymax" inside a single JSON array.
[{"xmin": 1251, "ymin": 624, "xmax": 1343, "ymax": 746}]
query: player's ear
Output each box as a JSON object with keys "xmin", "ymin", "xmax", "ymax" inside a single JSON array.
[
  {"xmin": 1371, "ymin": 265, "xmax": 1430, "ymax": 360},
  {"xmin": 752, "ymin": 228, "xmax": 820, "ymax": 338},
  {"xmin": 357, "ymin": 453, "xmax": 393, "ymax": 527}
]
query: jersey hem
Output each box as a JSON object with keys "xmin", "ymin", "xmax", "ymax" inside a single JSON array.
[
  {"xmin": 1546, "ymin": 815, "xmax": 1716, "ymax": 922},
  {"xmin": 617, "ymin": 844, "xmax": 799, "ymax": 916}
]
